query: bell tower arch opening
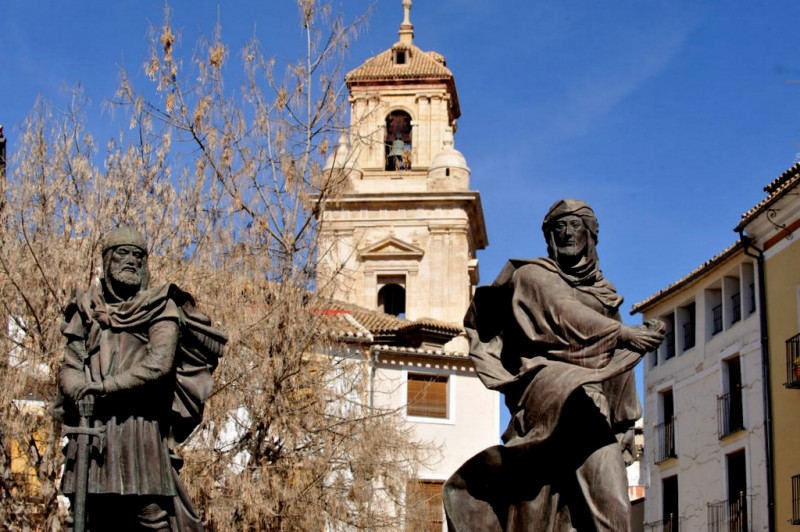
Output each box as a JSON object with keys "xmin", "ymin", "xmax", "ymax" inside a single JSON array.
[{"xmin": 385, "ymin": 110, "xmax": 412, "ymax": 171}]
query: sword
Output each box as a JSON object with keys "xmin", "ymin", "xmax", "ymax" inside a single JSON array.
[{"xmin": 62, "ymin": 390, "xmax": 105, "ymax": 532}]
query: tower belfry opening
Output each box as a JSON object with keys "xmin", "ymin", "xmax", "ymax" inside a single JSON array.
[{"xmin": 386, "ymin": 111, "xmax": 412, "ymax": 171}]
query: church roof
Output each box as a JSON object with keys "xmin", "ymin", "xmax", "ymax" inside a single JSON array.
[
  {"xmin": 345, "ymin": 44, "xmax": 460, "ymax": 120},
  {"xmin": 346, "ymin": 44, "xmax": 454, "ymax": 83}
]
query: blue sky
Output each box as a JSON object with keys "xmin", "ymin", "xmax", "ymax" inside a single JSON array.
[{"xmin": 3, "ymin": 1, "xmax": 800, "ymax": 428}]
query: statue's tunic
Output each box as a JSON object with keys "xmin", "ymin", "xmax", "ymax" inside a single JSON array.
[
  {"xmin": 445, "ymin": 259, "xmax": 641, "ymax": 531},
  {"xmin": 57, "ymin": 283, "xmax": 225, "ymax": 499}
]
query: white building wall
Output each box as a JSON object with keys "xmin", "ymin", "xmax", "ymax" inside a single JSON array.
[
  {"xmin": 370, "ymin": 356, "xmax": 500, "ymax": 481},
  {"xmin": 640, "ymin": 255, "xmax": 768, "ymax": 530}
]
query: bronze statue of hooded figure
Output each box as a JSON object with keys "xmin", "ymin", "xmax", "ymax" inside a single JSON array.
[
  {"xmin": 443, "ymin": 199, "xmax": 663, "ymax": 532},
  {"xmin": 52, "ymin": 227, "xmax": 227, "ymax": 531}
]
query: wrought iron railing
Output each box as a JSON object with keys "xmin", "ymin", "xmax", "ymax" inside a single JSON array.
[
  {"xmin": 712, "ymin": 304, "xmax": 723, "ymax": 335},
  {"xmin": 707, "ymin": 493, "xmax": 748, "ymax": 532},
  {"xmin": 792, "ymin": 474, "xmax": 800, "ymax": 525},
  {"xmin": 731, "ymin": 292, "xmax": 741, "ymax": 324},
  {"xmin": 786, "ymin": 333, "xmax": 800, "ymax": 389},
  {"xmin": 717, "ymin": 391, "xmax": 744, "ymax": 438},
  {"xmin": 654, "ymin": 419, "xmax": 676, "ymax": 463},
  {"xmin": 643, "ymin": 514, "xmax": 679, "ymax": 532}
]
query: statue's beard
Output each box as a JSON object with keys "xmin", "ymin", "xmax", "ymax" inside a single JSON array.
[
  {"xmin": 110, "ymin": 266, "xmax": 143, "ymax": 288},
  {"xmin": 556, "ymin": 243, "xmax": 585, "ymax": 258}
]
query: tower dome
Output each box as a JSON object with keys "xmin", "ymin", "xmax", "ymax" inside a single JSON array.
[{"xmin": 428, "ymin": 129, "xmax": 469, "ymax": 189}]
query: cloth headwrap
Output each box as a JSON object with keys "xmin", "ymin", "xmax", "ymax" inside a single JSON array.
[
  {"xmin": 541, "ymin": 198, "xmax": 600, "ymax": 272},
  {"xmin": 542, "ymin": 198, "xmax": 598, "ymax": 244}
]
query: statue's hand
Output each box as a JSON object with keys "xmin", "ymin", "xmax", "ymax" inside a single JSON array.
[
  {"xmin": 77, "ymin": 394, "xmax": 96, "ymax": 418},
  {"xmin": 621, "ymin": 324, "xmax": 664, "ymax": 354},
  {"xmin": 76, "ymin": 381, "xmax": 105, "ymax": 400},
  {"xmin": 618, "ymin": 426, "xmax": 638, "ymax": 466}
]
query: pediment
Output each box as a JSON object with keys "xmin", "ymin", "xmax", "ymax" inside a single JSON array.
[{"xmin": 358, "ymin": 236, "xmax": 424, "ymax": 261}]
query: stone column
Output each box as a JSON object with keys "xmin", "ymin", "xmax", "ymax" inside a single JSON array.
[{"xmin": 416, "ymin": 95, "xmax": 431, "ymax": 167}]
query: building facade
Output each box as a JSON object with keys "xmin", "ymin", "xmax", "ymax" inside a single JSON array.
[
  {"xmin": 632, "ymin": 243, "xmax": 768, "ymax": 531},
  {"xmin": 736, "ymin": 162, "xmax": 800, "ymax": 531}
]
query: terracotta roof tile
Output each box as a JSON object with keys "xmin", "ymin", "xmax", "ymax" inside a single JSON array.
[
  {"xmin": 323, "ymin": 300, "xmax": 409, "ymax": 334},
  {"xmin": 312, "ymin": 308, "xmax": 374, "ymax": 342},
  {"xmin": 630, "ymin": 241, "xmax": 742, "ymax": 314},
  {"xmin": 370, "ymin": 344, "xmax": 469, "ymax": 359},
  {"xmin": 346, "ymin": 44, "xmax": 453, "ymax": 83},
  {"xmin": 397, "ymin": 317, "xmax": 463, "ymax": 335}
]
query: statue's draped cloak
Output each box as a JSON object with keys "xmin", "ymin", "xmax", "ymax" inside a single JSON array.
[
  {"xmin": 444, "ymin": 259, "xmax": 641, "ymax": 531},
  {"xmin": 55, "ymin": 282, "xmax": 226, "ymax": 501}
]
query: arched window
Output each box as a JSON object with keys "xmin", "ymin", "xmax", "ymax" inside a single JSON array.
[
  {"xmin": 385, "ymin": 111, "xmax": 412, "ymax": 171},
  {"xmin": 378, "ymin": 283, "xmax": 406, "ymax": 317}
]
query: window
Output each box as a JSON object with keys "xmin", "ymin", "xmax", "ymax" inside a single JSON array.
[
  {"xmin": 718, "ymin": 356, "xmax": 744, "ymax": 438},
  {"xmin": 749, "ymin": 282, "xmax": 756, "ymax": 315},
  {"xmin": 712, "ymin": 304, "xmax": 723, "ymax": 335},
  {"xmin": 406, "ymin": 480, "xmax": 444, "ymax": 531},
  {"xmin": 377, "ymin": 274, "xmax": 406, "ymax": 317},
  {"xmin": 394, "ymin": 50, "xmax": 407, "ymax": 65},
  {"xmin": 792, "ymin": 474, "xmax": 800, "ymax": 525},
  {"xmin": 378, "ymin": 284, "xmax": 405, "ymax": 316},
  {"xmin": 786, "ymin": 332, "xmax": 800, "ymax": 388},
  {"xmin": 655, "ymin": 389, "xmax": 676, "ymax": 463},
  {"xmin": 731, "ymin": 292, "xmax": 742, "ymax": 324},
  {"xmin": 662, "ymin": 475, "xmax": 679, "ymax": 532},
  {"xmin": 680, "ymin": 302, "xmax": 695, "ymax": 351},
  {"xmin": 407, "ymin": 373, "xmax": 448, "ymax": 418},
  {"xmin": 661, "ymin": 313, "xmax": 676, "ymax": 361},
  {"xmin": 728, "ymin": 451, "xmax": 748, "ymax": 531}
]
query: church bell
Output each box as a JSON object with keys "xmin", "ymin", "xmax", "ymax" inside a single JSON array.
[{"xmin": 388, "ymin": 139, "xmax": 405, "ymax": 157}]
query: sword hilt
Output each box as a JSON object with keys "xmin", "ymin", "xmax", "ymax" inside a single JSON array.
[{"xmin": 62, "ymin": 425, "xmax": 105, "ymax": 438}]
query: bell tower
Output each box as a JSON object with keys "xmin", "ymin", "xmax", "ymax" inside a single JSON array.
[{"xmin": 320, "ymin": 0, "xmax": 487, "ymax": 325}]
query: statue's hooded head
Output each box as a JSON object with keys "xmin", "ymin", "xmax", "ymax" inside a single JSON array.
[
  {"xmin": 541, "ymin": 199, "xmax": 600, "ymax": 276},
  {"xmin": 101, "ymin": 226, "xmax": 149, "ymax": 299}
]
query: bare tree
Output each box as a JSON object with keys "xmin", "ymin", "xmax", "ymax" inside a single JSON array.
[{"xmin": 0, "ymin": 2, "xmax": 428, "ymax": 530}]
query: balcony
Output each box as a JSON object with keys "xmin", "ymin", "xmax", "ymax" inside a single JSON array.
[
  {"xmin": 717, "ymin": 392, "xmax": 744, "ymax": 439},
  {"xmin": 644, "ymin": 515, "xmax": 679, "ymax": 532},
  {"xmin": 655, "ymin": 419, "xmax": 676, "ymax": 463},
  {"xmin": 786, "ymin": 333, "xmax": 800, "ymax": 389},
  {"xmin": 707, "ymin": 493, "xmax": 748, "ymax": 532},
  {"xmin": 792, "ymin": 474, "xmax": 800, "ymax": 525}
]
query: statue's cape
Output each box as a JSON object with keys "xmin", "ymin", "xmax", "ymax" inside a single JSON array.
[
  {"xmin": 446, "ymin": 259, "xmax": 642, "ymax": 531},
  {"xmin": 57, "ymin": 283, "xmax": 227, "ymax": 444},
  {"xmin": 465, "ymin": 259, "xmax": 638, "ymax": 430}
]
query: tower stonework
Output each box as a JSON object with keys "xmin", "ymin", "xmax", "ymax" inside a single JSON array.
[{"xmin": 320, "ymin": 0, "xmax": 487, "ymax": 326}]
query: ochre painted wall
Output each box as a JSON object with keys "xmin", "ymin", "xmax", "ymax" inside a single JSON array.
[{"xmin": 765, "ymin": 235, "xmax": 800, "ymax": 530}]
